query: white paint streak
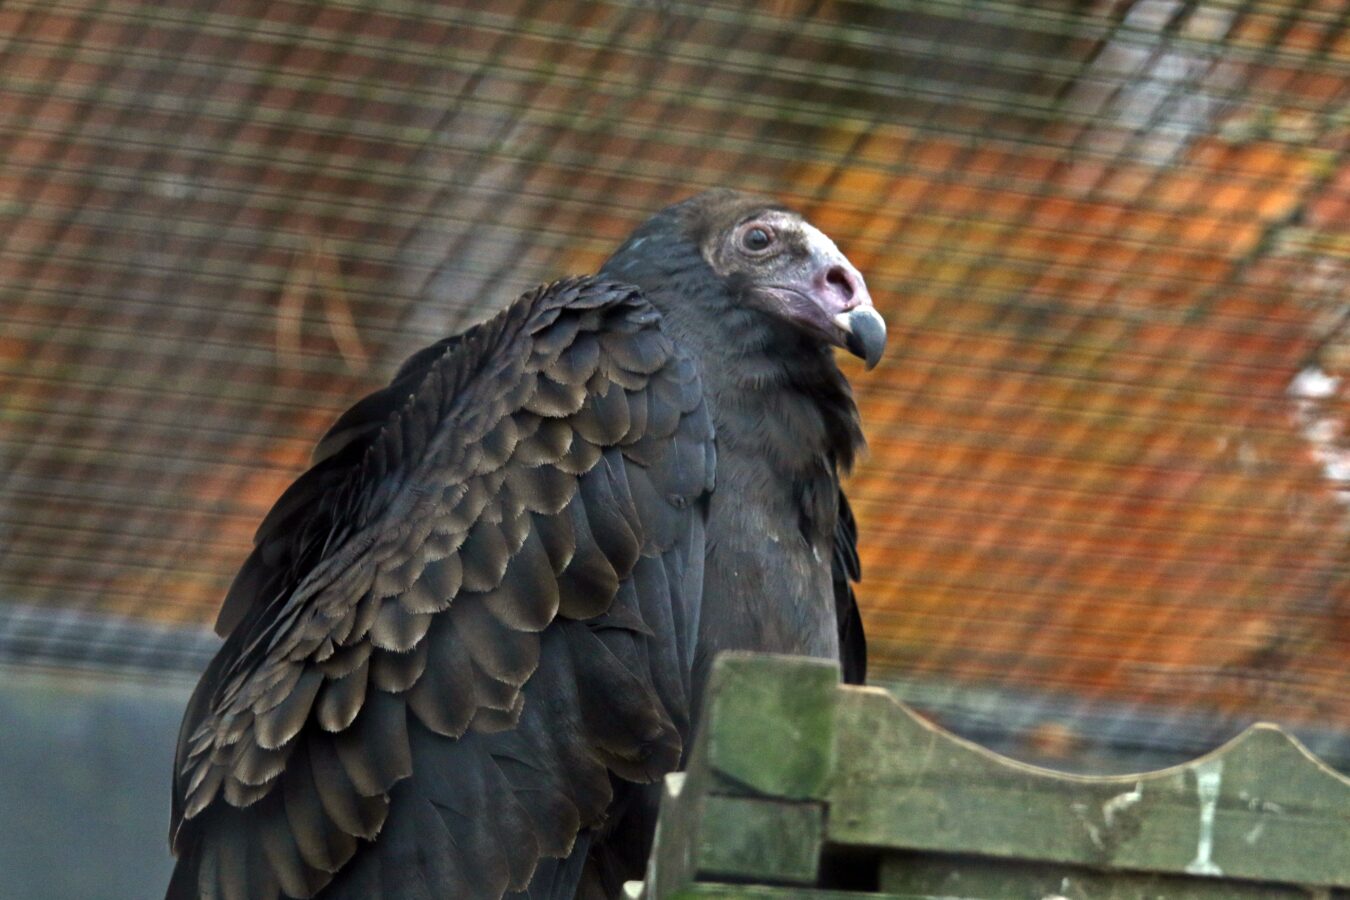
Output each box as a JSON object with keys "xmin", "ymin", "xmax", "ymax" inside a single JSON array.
[
  {"xmin": 1102, "ymin": 782, "xmax": 1143, "ymax": 828},
  {"xmin": 1243, "ymin": 797, "xmax": 1284, "ymax": 844},
  {"xmin": 1070, "ymin": 801, "xmax": 1104, "ymax": 850},
  {"xmin": 1185, "ymin": 759, "xmax": 1225, "ymax": 876}
]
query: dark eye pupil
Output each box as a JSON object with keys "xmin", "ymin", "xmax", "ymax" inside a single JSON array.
[{"xmin": 744, "ymin": 227, "xmax": 771, "ymax": 251}]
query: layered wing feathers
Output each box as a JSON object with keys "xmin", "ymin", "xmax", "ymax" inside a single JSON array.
[{"xmin": 169, "ymin": 277, "xmax": 714, "ymax": 900}]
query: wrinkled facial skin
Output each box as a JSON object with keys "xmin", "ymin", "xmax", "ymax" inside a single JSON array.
[{"xmin": 701, "ymin": 207, "xmax": 887, "ymax": 369}]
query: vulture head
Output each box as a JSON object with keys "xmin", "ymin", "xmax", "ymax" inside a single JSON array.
[{"xmin": 602, "ymin": 189, "xmax": 887, "ymax": 369}]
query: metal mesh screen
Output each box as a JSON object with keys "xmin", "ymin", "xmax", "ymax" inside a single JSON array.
[{"xmin": 2, "ymin": 0, "xmax": 1347, "ymax": 770}]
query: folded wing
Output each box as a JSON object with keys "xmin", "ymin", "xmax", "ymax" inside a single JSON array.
[{"xmin": 168, "ymin": 277, "xmax": 715, "ymax": 900}]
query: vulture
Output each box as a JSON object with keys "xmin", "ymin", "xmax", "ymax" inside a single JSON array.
[{"xmin": 167, "ymin": 189, "xmax": 886, "ymax": 900}]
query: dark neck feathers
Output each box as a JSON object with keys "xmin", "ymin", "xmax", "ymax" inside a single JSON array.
[{"xmin": 600, "ymin": 233, "xmax": 864, "ymax": 479}]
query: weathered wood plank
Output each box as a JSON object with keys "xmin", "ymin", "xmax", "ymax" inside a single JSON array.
[
  {"xmin": 644, "ymin": 772, "xmax": 704, "ymax": 900},
  {"xmin": 878, "ymin": 853, "xmax": 1322, "ymax": 898},
  {"xmin": 702, "ymin": 653, "xmax": 840, "ymax": 800},
  {"xmin": 639, "ymin": 654, "xmax": 1350, "ymax": 899},
  {"xmin": 828, "ymin": 685, "xmax": 1350, "ymax": 888},
  {"xmin": 670, "ymin": 886, "xmax": 939, "ymax": 900},
  {"xmin": 697, "ymin": 796, "xmax": 824, "ymax": 884}
]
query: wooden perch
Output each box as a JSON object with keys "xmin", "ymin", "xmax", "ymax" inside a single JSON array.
[{"xmin": 634, "ymin": 653, "xmax": 1350, "ymax": 899}]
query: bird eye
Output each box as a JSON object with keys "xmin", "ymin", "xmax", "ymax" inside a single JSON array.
[{"xmin": 740, "ymin": 225, "xmax": 774, "ymax": 253}]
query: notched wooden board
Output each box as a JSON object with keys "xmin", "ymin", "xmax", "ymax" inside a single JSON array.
[
  {"xmin": 829, "ymin": 684, "xmax": 1350, "ymax": 888},
  {"xmin": 636, "ymin": 653, "xmax": 1350, "ymax": 899}
]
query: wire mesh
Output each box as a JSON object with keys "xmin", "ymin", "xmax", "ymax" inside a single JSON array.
[{"xmin": 1, "ymin": 0, "xmax": 1347, "ymax": 769}]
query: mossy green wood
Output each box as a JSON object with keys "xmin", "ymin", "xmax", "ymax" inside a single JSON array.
[
  {"xmin": 643, "ymin": 772, "xmax": 706, "ymax": 899},
  {"xmin": 636, "ymin": 653, "xmax": 1350, "ymax": 899},
  {"xmin": 876, "ymin": 854, "xmax": 1329, "ymax": 898},
  {"xmin": 641, "ymin": 654, "xmax": 840, "ymax": 893},
  {"xmin": 830, "ymin": 685, "xmax": 1350, "ymax": 889},
  {"xmin": 697, "ymin": 796, "xmax": 824, "ymax": 884},
  {"xmin": 639, "ymin": 782, "xmax": 826, "ymax": 890},
  {"xmin": 668, "ymin": 888, "xmax": 945, "ymax": 900},
  {"xmin": 700, "ymin": 653, "xmax": 840, "ymax": 800}
]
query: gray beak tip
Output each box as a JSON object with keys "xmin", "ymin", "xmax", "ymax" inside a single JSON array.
[{"xmin": 835, "ymin": 307, "xmax": 887, "ymax": 370}]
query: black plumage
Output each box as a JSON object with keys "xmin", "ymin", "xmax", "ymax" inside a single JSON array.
[{"xmin": 167, "ymin": 190, "xmax": 884, "ymax": 900}]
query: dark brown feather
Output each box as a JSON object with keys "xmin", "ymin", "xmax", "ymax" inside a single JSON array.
[
  {"xmin": 315, "ymin": 658, "xmax": 368, "ymax": 733},
  {"xmin": 332, "ymin": 690, "xmax": 412, "ymax": 796},
  {"xmin": 170, "ymin": 276, "xmax": 716, "ymax": 900},
  {"xmin": 524, "ymin": 375, "xmax": 589, "ymax": 418},
  {"xmin": 257, "ymin": 794, "xmax": 326, "ymax": 897},
  {"xmin": 555, "ymin": 433, "xmax": 602, "ymax": 475},
  {"xmin": 545, "ymin": 331, "xmax": 600, "ymax": 385},
  {"xmin": 253, "ymin": 667, "xmax": 322, "ymax": 751},
  {"xmin": 478, "ymin": 414, "xmax": 521, "ymax": 469},
  {"xmin": 458, "ymin": 518, "xmax": 511, "ymax": 593},
  {"xmin": 408, "ymin": 552, "xmax": 461, "ymax": 612},
  {"xmin": 532, "ymin": 507, "xmax": 576, "ymax": 573},
  {"xmin": 514, "ymin": 416, "xmax": 573, "ymax": 466},
  {"xmin": 232, "ymin": 739, "xmax": 288, "ymax": 788},
  {"xmin": 479, "ymin": 527, "xmax": 559, "ymax": 632},
  {"xmin": 369, "ymin": 641, "xmax": 428, "ymax": 693},
  {"xmin": 306, "ymin": 738, "xmax": 385, "ymax": 841},
  {"xmin": 501, "ymin": 462, "xmax": 574, "ymax": 516},
  {"xmin": 367, "ymin": 600, "xmax": 432, "ymax": 653},
  {"xmin": 404, "ymin": 614, "xmax": 477, "ymax": 739},
  {"xmin": 214, "ymin": 821, "xmax": 251, "ymax": 900},
  {"xmin": 315, "ymin": 641, "xmax": 370, "ymax": 680},
  {"xmin": 554, "ymin": 493, "xmax": 620, "ymax": 618},
  {"xmin": 281, "ymin": 751, "xmax": 346, "ymax": 873},
  {"xmin": 455, "ymin": 593, "xmax": 541, "ymax": 686}
]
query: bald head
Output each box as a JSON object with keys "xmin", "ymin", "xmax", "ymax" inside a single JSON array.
[{"xmin": 603, "ymin": 190, "xmax": 887, "ymax": 369}]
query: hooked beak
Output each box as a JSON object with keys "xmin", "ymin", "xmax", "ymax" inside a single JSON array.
[
  {"xmin": 835, "ymin": 303, "xmax": 887, "ymax": 371},
  {"xmin": 769, "ymin": 254, "xmax": 887, "ymax": 370}
]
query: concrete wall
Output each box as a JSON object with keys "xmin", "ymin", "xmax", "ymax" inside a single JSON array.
[{"xmin": 0, "ymin": 667, "xmax": 191, "ymax": 900}]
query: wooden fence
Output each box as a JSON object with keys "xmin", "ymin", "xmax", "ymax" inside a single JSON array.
[{"xmin": 635, "ymin": 654, "xmax": 1350, "ymax": 899}]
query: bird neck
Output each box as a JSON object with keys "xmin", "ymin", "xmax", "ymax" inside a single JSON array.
[
  {"xmin": 600, "ymin": 238, "xmax": 865, "ymax": 477},
  {"xmin": 662, "ymin": 305, "xmax": 864, "ymax": 487},
  {"xmin": 603, "ymin": 243, "xmax": 865, "ymax": 683},
  {"xmin": 650, "ymin": 283, "xmax": 865, "ymax": 686}
]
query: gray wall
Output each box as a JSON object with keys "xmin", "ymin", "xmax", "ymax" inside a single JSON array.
[
  {"xmin": 0, "ymin": 667, "xmax": 191, "ymax": 900},
  {"xmin": 2, "ymin": 661, "xmax": 1344, "ymax": 900}
]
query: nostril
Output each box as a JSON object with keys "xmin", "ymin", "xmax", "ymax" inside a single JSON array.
[{"xmin": 825, "ymin": 266, "xmax": 854, "ymax": 302}]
